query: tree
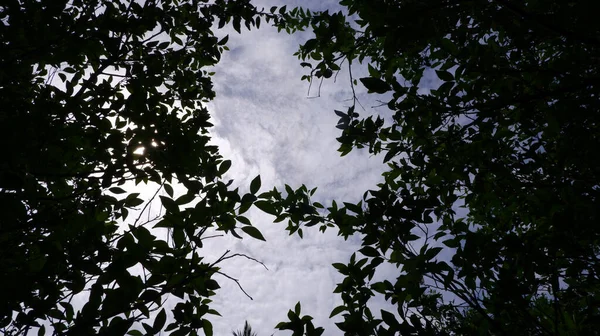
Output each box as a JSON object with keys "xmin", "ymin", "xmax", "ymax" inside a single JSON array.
[
  {"xmin": 232, "ymin": 321, "xmax": 258, "ymax": 336},
  {"xmin": 0, "ymin": 0, "xmax": 275, "ymax": 335},
  {"xmin": 263, "ymin": 0, "xmax": 600, "ymax": 335}
]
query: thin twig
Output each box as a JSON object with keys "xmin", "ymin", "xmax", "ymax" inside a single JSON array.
[
  {"xmin": 216, "ymin": 271, "xmax": 253, "ymax": 300},
  {"xmin": 347, "ymin": 61, "xmax": 365, "ymax": 111},
  {"xmin": 220, "ymin": 253, "xmax": 269, "ymax": 270},
  {"xmin": 200, "ymin": 234, "xmax": 224, "ymax": 241},
  {"xmin": 134, "ymin": 181, "xmax": 164, "ymax": 227}
]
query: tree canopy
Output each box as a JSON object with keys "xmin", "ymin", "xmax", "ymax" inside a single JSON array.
[
  {"xmin": 2, "ymin": 0, "xmax": 600, "ymax": 335},
  {"xmin": 0, "ymin": 0, "xmax": 273, "ymax": 335},
  {"xmin": 265, "ymin": 0, "xmax": 600, "ymax": 335}
]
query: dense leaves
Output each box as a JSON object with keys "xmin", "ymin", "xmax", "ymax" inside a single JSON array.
[
  {"xmin": 267, "ymin": 0, "xmax": 600, "ymax": 334},
  {"xmin": 0, "ymin": 0, "xmax": 274, "ymax": 335}
]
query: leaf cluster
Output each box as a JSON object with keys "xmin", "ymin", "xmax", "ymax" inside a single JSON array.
[
  {"xmin": 0, "ymin": 0, "xmax": 272, "ymax": 335},
  {"xmin": 267, "ymin": 0, "xmax": 600, "ymax": 334}
]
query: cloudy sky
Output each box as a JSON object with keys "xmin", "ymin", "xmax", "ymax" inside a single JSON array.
[{"xmin": 188, "ymin": 0, "xmax": 400, "ymax": 334}]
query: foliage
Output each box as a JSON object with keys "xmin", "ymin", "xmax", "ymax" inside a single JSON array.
[
  {"xmin": 265, "ymin": 0, "xmax": 600, "ymax": 335},
  {"xmin": 0, "ymin": 0, "xmax": 276, "ymax": 335},
  {"xmin": 232, "ymin": 320, "xmax": 258, "ymax": 336}
]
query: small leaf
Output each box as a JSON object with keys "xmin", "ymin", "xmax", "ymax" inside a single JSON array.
[
  {"xmin": 164, "ymin": 184, "xmax": 174, "ymax": 197},
  {"xmin": 443, "ymin": 238, "xmax": 460, "ymax": 248},
  {"xmin": 360, "ymin": 77, "xmax": 390, "ymax": 94},
  {"xmin": 218, "ymin": 35, "xmax": 229, "ymax": 45},
  {"xmin": 332, "ymin": 263, "xmax": 347, "ymax": 273},
  {"xmin": 359, "ymin": 246, "xmax": 379, "ymax": 257},
  {"xmin": 436, "ymin": 70, "xmax": 454, "ymax": 81},
  {"xmin": 232, "ymin": 18, "xmax": 241, "ymax": 33},
  {"xmin": 294, "ymin": 302, "xmax": 301, "ymax": 315},
  {"xmin": 208, "ymin": 309, "xmax": 222, "ymax": 316},
  {"xmin": 381, "ymin": 310, "xmax": 398, "ymax": 327},
  {"xmin": 242, "ymin": 226, "xmax": 266, "ymax": 241},
  {"xmin": 367, "ymin": 63, "xmax": 380, "ymax": 78},
  {"xmin": 109, "ymin": 187, "xmax": 126, "ymax": 194},
  {"xmin": 203, "ymin": 319, "xmax": 213, "ymax": 336},
  {"xmin": 160, "ymin": 196, "xmax": 179, "ymax": 213},
  {"xmin": 237, "ymin": 216, "xmax": 251, "ymax": 225},
  {"xmin": 218, "ymin": 160, "xmax": 232, "ymax": 175},
  {"xmin": 254, "ymin": 200, "xmax": 278, "ymax": 215},
  {"xmin": 329, "ymin": 305, "xmax": 346, "ymax": 318},
  {"xmin": 250, "ymin": 175, "xmax": 261, "ymax": 194},
  {"xmin": 153, "ymin": 308, "xmax": 166, "ymax": 332},
  {"xmin": 425, "ymin": 247, "xmax": 443, "ymax": 259},
  {"xmin": 127, "ymin": 331, "xmax": 144, "ymax": 336}
]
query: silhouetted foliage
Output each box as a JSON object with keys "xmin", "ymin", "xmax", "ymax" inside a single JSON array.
[
  {"xmin": 0, "ymin": 0, "xmax": 275, "ymax": 335},
  {"xmin": 264, "ymin": 1, "xmax": 600, "ymax": 335},
  {"xmin": 233, "ymin": 321, "xmax": 258, "ymax": 336}
]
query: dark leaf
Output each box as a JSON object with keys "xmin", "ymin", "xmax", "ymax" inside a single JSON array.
[
  {"xmin": 359, "ymin": 77, "xmax": 390, "ymax": 94},
  {"xmin": 241, "ymin": 226, "xmax": 266, "ymax": 241}
]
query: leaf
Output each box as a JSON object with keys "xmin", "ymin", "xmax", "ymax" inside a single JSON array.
[
  {"xmin": 359, "ymin": 246, "xmax": 379, "ymax": 257},
  {"xmin": 218, "ymin": 35, "xmax": 229, "ymax": 45},
  {"xmin": 360, "ymin": 77, "xmax": 390, "ymax": 94},
  {"xmin": 381, "ymin": 310, "xmax": 398, "ymax": 327},
  {"xmin": 203, "ymin": 319, "xmax": 213, "ymax": 336},
  {"xmin": 109, "ymin": 187, "xmax": 126, "ymax": 194},
  {"xmin": 153, "ymin": 308, "xmax": 166, "ymax": 332},
  {"xmin": 443, "ymin": 238, "xmax": 460, "ymax": 248},
  {"xmin": 237, "ymin": 216, "xmax": 251, "ymax": 225},
  {"xmin": 425, "ymin": 247, "xmax": 443, "ymax": 259},
  {"xmin": 332, "ymin": 263, "xmax": 347, "ymax": 273},
  {"xmin": 164, "ymin": 184, "xmax": 174, "ymax": 197},
  {"xmin": 160, "ymin": 196, "xmax": 179, "ymax": 213},
  {"xmin": 175, "ymin": 192, "xmax": 195, "ymax": 205},
  {"xmin": 250, "ymin": 175, "xmax": 261, "ymax": 194},
  {"xmin": 241, "ymin": 226, "xmax": 266, "ymax": 241},
  {"xmin": 367, "ymin": 63, "xmax": 380, "ymax": 78},
  {"xmin": 329, "ymin": 305, "xmax": 346, "ymax": 318},
  {"xmin": 254, "ymin": 200, "xmax": 278, "ymax": 216},
  {"xmin": 232, "ymin": 17, "xmax": 241, "ymax": 33},
  {"xmin": 436, "ymin": 70, "xmax": 454, "ymax": 81},
  {"xmin": 218, "ymin": 160, "xmax": 232, "ymax": 175},
  {"xmin": 383, "ymin": 146, "xmax": 401, "ymax": 163},
  {"xmin": 294, "ymin": 302, "xmax": 301, "ymax": 315},
  {"xmin": 207, "ymin": 309, "xmax": 221, "ymax": 316}
]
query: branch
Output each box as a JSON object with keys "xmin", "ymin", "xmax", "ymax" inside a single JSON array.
[
  {"xmin": 133, "ymin": 181, "xmax": 164, "ymax": 227},
  {"xmin": 219, "ymin": 253, "xmax": 269, "ymax": 270},
  {"xmin": 215, "ymin": 271, "xmax": 253, "ymax": 300}
]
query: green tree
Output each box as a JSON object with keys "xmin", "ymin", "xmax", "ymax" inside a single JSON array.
[
  {"xmin": 0, "ymin": 0, "xmax": 274, "ymax": 335},
  {"xmin": 232, "ymin": 321, "xmax": 258, "ymax": 336},
  {"xmin": 263, "ymin": 0, "xmax": 600, "ymax": 335}
]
